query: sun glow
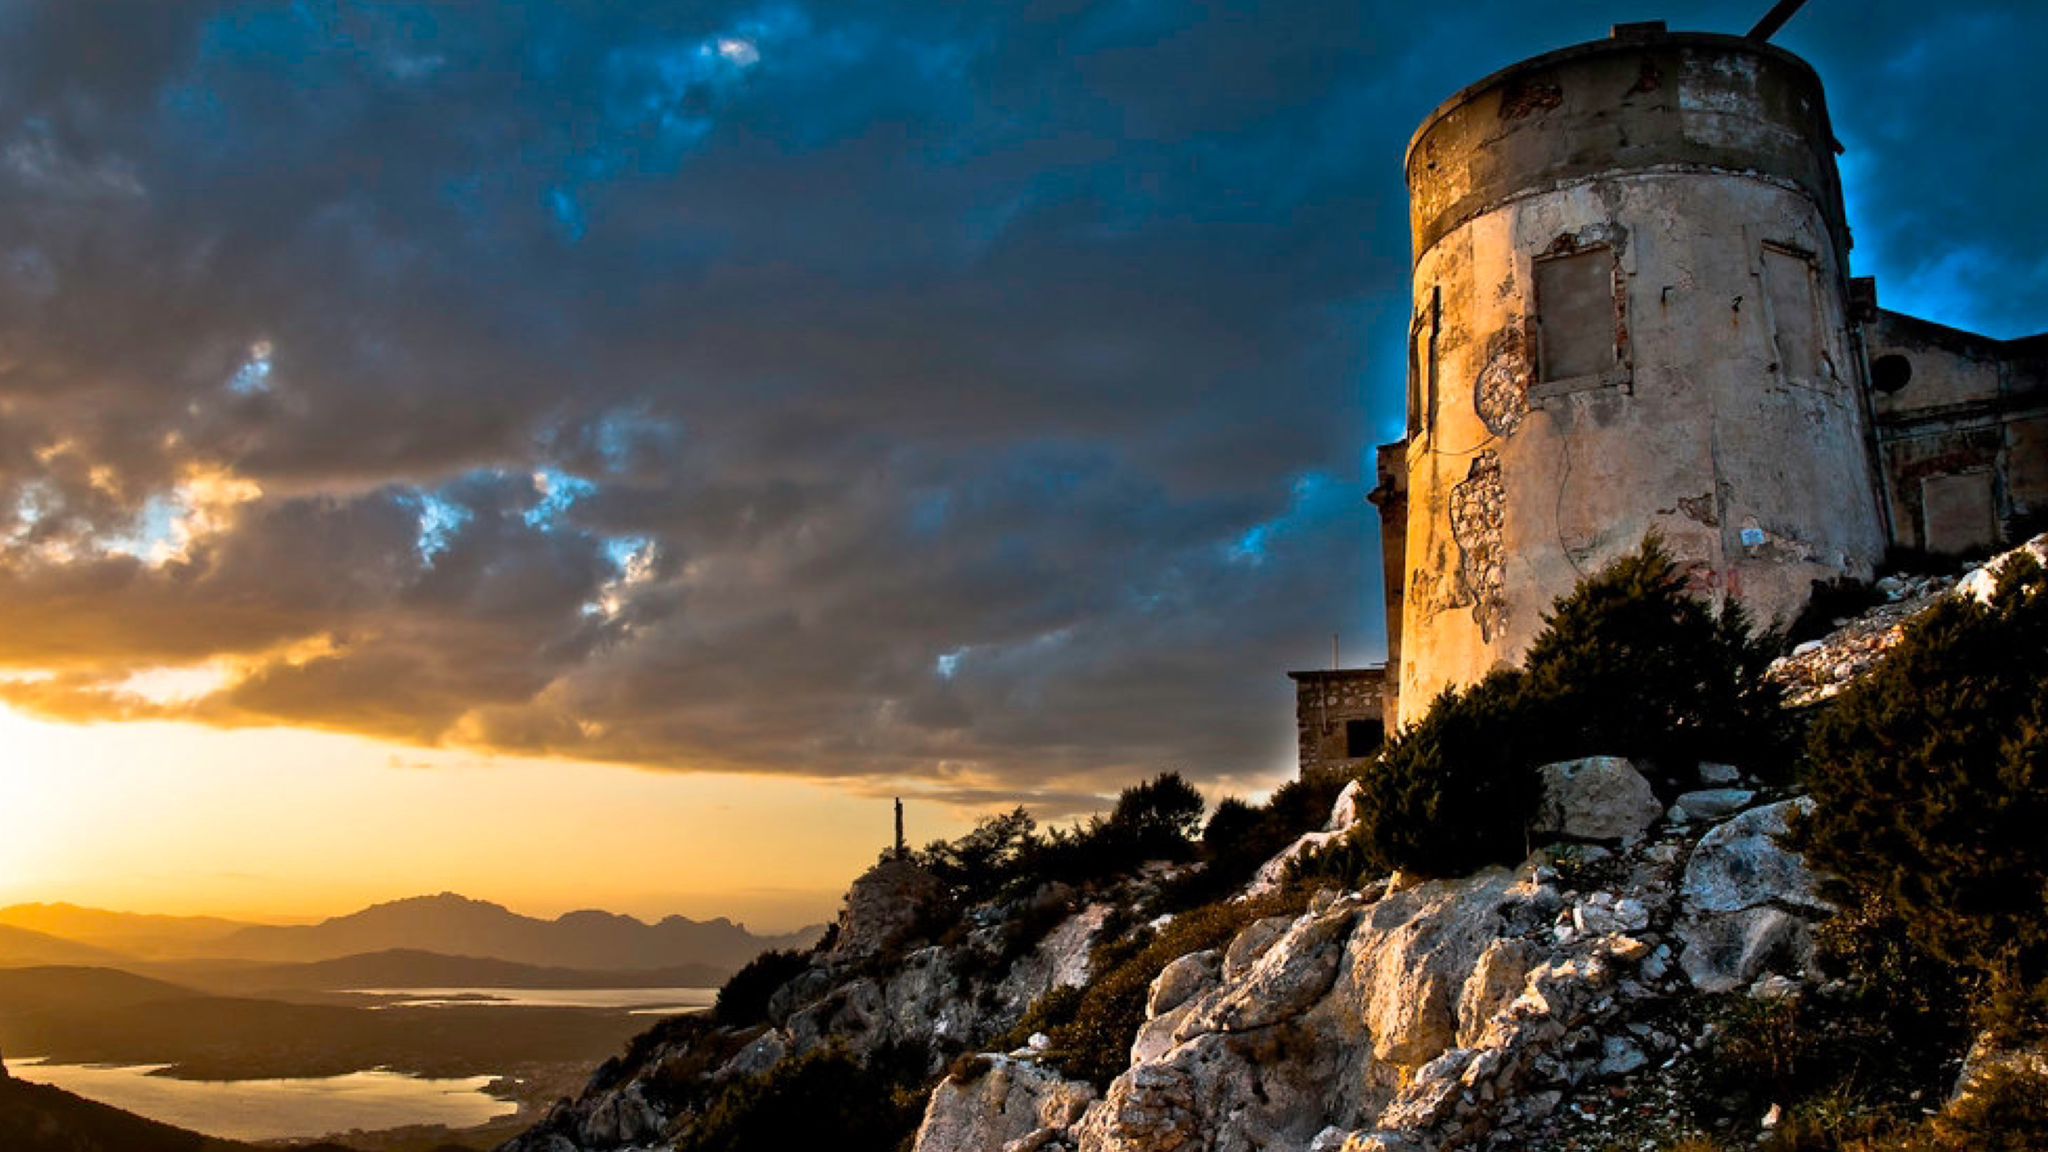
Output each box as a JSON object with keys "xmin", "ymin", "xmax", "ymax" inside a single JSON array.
[{"xmin": 0, "ymin": 702, "xmax": 975, "ymax": 929}]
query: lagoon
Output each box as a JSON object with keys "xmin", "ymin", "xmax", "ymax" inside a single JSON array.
[
  {"xmin": 350, "ymin": 985, "xmax": 717, "ymax": 1014},
  {"xmin": 3, "ymin": 1058, "xmax": 516, "ymax": 1141}
]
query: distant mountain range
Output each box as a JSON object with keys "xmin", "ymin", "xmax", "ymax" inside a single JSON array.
[
  {"xmin": 211, "ymin": 893, "xmax": 822, "ymax": 970},
  {"xmin": 152, "ymin": 949, "xmax": 731, "ymax": 993},
  {"xmin": 0, "ymin": 894, "xmax": 823, "ymax": 977},
  {"xmin": 0, "ymin": 905, "xmax": 256, "ymax": 960},
  {"xmin": 0, "ymin": 924, "xmax": 125, "ymax": 969}
]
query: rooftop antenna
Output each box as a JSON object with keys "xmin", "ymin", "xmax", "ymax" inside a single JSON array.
[
  {"xmin": 1332, "ymin": 632, "xmax": 1341, "ymax": 670},
  {"xmin": 1747, "ymin": 0, "xmax": 1811, "ymax": 42}
]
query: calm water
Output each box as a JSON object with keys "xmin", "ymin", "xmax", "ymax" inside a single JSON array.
[
  {"xmin": 350, "ymin": 985, "xmax": 718, "ymax": 1014},
  {"xmin": 3, "ymin": 1058, "xmax": 517, "ymax": 1141}
]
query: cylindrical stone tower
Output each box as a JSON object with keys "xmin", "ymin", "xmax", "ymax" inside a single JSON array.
[{"xmin": 1394, "ymin": 24, "xmax": 1886, "ymax": 723}]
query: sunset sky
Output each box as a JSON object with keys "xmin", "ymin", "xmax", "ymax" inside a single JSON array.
[{"xmin": 0, "ymin": 0, "xmax": 2041, "ymax": 931}]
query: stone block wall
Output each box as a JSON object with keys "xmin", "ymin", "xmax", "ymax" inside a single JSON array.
[{"xmin": 1287, "ymin": 668, "xmax": 1390, "ymax": 782}]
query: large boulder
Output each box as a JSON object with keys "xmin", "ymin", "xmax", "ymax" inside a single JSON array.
[
  {"xmin": 1148, "ymin": 950, "xmax": 1221, "ymax": 1018},
  {"xmin": 1675, "ymin": 799, "xmax": 1830, "ymax": 992},
  {"xmin": 1179, "ymin": 901, "xmax": 1359, "ymax": 1037},
  {"xmin": 1350, "ymin": 871, "xmax": 1525, "ymax": 1068},
  {"xmin": 827, "ymin": 858, "xmax": 948, "ymax": 964},
  {"xmin": 999, "ymin": 904, "xmax": 1113, "ymax": 1019},
  {"xmin": 1680, "ymin": 799, "xmax": 1829, "ymax": 916},
  {"xmin": 1533, "ymin": 757, "xmax": 1663, "ymax": 843},
  {"xmin": 1676, "ymin": 906, "xmax": 1813, "ymax": 994},
  {"xmin": 912, "ymin": 1056, "xmax": 1096, "ymax": 1152}
]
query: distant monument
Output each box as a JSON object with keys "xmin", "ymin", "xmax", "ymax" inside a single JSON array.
[{"xmin": 894, "ymin": 797, "xmax": 906, "ymax": 860}]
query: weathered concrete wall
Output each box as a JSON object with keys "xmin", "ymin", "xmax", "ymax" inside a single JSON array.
[
  {"xmin": 1867, "ymin": 311, "xmax": 2048, "ymax": 554},
  {"xmin": 1395, "ymin": 29, "xmax": 1886, "ymax": 722},
  {"xmin": 1287, "ymin": 668, "xmax": 1388, "ymax": 782}
]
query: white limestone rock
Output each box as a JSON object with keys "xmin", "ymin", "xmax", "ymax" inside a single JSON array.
[
  {"xmin": 1533, "ymin": 757, "xmax": 1663, "ymax": 843},
  {"xmin": 912, "ymin": 1055, "xmax": 1096, "ymax": 1152},
  {"xmin": 1697, "ymin": 761, "xmax": 1743, "ymax": 786},
  {"xmin": 1327, "ymin": 778, "xmax": 1367, "ymax": 832},
  {"xmin": 1220, "ymin": 915, "xmax": 1294, "ymax": 981},
  {"xmin": 1681, "ymin": 799, "xmax": 1830, "ymax": 916},
  {"xmin": 1672, "ymin": 788, "xmax": 1755, "ymax": 821},
  {"xmin": 1677, "ymin": 906, "xmax": 1813, "ymax": 994},
  {"xmin": 1146, "ymin": 949, "xmax": 1221, "ymax": 1018},
  {"xmin": 1957, "ymin": 532, "xmax": 2048, "ymax": 605}
]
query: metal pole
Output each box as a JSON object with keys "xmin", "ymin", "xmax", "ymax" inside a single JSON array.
[{"xmin": 1748, "ymin": 0, "xmax": 1811, "ymax": 42}]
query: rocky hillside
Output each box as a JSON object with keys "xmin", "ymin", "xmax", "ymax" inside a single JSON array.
[{"xmin": 501, "ymin": 535, "xmax": 2048, "ymax": 1152}]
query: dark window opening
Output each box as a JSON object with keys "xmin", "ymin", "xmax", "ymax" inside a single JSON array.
[
  {"xmin": 1408, "ymin": 287, "xmax": 1440, "ymax": 437},
  {"xmin": 1345, "ymin": 718, "xmax": 1383, "ymax": 759},
  {"xmin": 1871, "ymin": 353, "xmax": 1913, "ymax": 394},
  {"xmin": 1534, "ymin": 247, "xmax": 1617, "ymax": 382}
]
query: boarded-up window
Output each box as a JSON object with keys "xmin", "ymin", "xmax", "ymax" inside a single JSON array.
[
  {"xmin": 1762, "ymin": 244, "xmax": 1825, "ymax": 383},
  {"xmin": 1921, "ymin": 471, "xmax": 1998, "ymax": 556},
  {"xmin": 1535, "ymin": 248, "xmax": 1615, "ymax": 382}
]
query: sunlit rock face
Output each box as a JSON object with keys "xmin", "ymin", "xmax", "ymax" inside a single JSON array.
[{"xmin": 824, "ymin": 858, "xmax": 948, "ymax": 965}]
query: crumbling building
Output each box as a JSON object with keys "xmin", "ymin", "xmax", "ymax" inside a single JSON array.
[{"xmin": 1292, "ymin": 19, "xmax": 2045, "ymax": 756}]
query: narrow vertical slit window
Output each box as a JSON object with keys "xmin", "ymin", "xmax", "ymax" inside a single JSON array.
[
  {"xmin": 1408, "ymin": 287, "xmax": 1440, "ymax": 438},
  {"xmin": 1761, "ymin": 242, "xmax": 1827, "ymax": 385},
  {"xmin": 1534, "ymin": 246, "xmax": 1617, "ymax": 384}
]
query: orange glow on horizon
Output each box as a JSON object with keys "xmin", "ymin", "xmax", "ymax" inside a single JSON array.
[{"xmin": 0, "ymin": 703, "xmax": 992, "ymax": 933}]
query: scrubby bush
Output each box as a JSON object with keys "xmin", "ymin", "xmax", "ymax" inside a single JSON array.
[
  {"xmin": 1299, "ymin": 537, "xmax": 1783, "ymax": 884},
  {"xmin": 1299, "ymin": 668, "xmax": 1539, "ymax": 881},
  {"xmin": 714, "ymin": 948, "xmax": 812, "ymax": 1026},
  {"xmin": 917, "ymin": 806, "xmax": 1041, "ymax": 904},
  {"xmin": 672, "ymin": 1045, "xmax": 929, "ymax": 1152},
  {"xmin": 1518, "ymin": 538, "xmax": 1786, "ymax": 771},
  {"xmin": 1157, "ymin": 775, "xmax": 1346, "ymax": 910},
  {"xmin": 1026, "ymin": 772, "xmax": 1207, "ymax": 887},
  {"xmin": 914, "ymin": 773, "xmax": 1210, "ymax": 904},
  {"xmin": 1796, "ymin": 551, "xmax": 2048, "ymax": 990}
]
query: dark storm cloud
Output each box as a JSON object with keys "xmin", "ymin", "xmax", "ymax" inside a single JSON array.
[{"xmin": 0, "ymin": 0, "xmax": 2038, "ymax": 800}]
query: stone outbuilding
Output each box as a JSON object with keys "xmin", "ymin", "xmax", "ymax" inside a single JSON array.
[{"xmin": 1286, "ymin": 667, "xmax": 1390, "ymax": 782}]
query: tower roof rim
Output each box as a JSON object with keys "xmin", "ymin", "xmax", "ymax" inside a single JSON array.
[{"xmin": 1403, "ymin": 30, "xmax": 1827, "ymax": 177}]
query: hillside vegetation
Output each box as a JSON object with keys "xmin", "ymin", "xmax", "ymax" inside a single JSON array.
[{"xmin": 501, "ymin": 536, "xmax": 2048, "ymax": 1152}]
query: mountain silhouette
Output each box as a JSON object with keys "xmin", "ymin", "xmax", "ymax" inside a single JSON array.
[{"xmin": 211, "ymin": 893, "xmax": 821, "ymax": 972}]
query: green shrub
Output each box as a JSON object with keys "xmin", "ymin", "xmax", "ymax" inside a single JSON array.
[
  {"xmin": 1797, "ymin": 551, "xmax": 2048, "ymax": 988},
  {"xmin": 1025, "ymin": 772, "xmax": 1207, "ymax": 888},
  {"xmin": 1297, "ymin": 537, "xmax": 1785, "ymax": 885},
  {"xmin": 1518, "ymin": 536, "xmax": 1786, "ymax": 772},
  {"xmin": 1159, "ymin": 776, "xmax": 1346, "ymax": 910},
  {"xmin": 1328, "ymin": 668, "xmax": 1540, "ymax": 879},
  {"xmin": 917, "ymin": 807, "xmax": 1041, "ymax": 904},
  {"xmin": 714, "ymin": 949, "xmax": 813, "ymax": 1026},
  {"xmin": 674, "ymin": 1045, "xmax": 929, "ymax": 1152}
]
